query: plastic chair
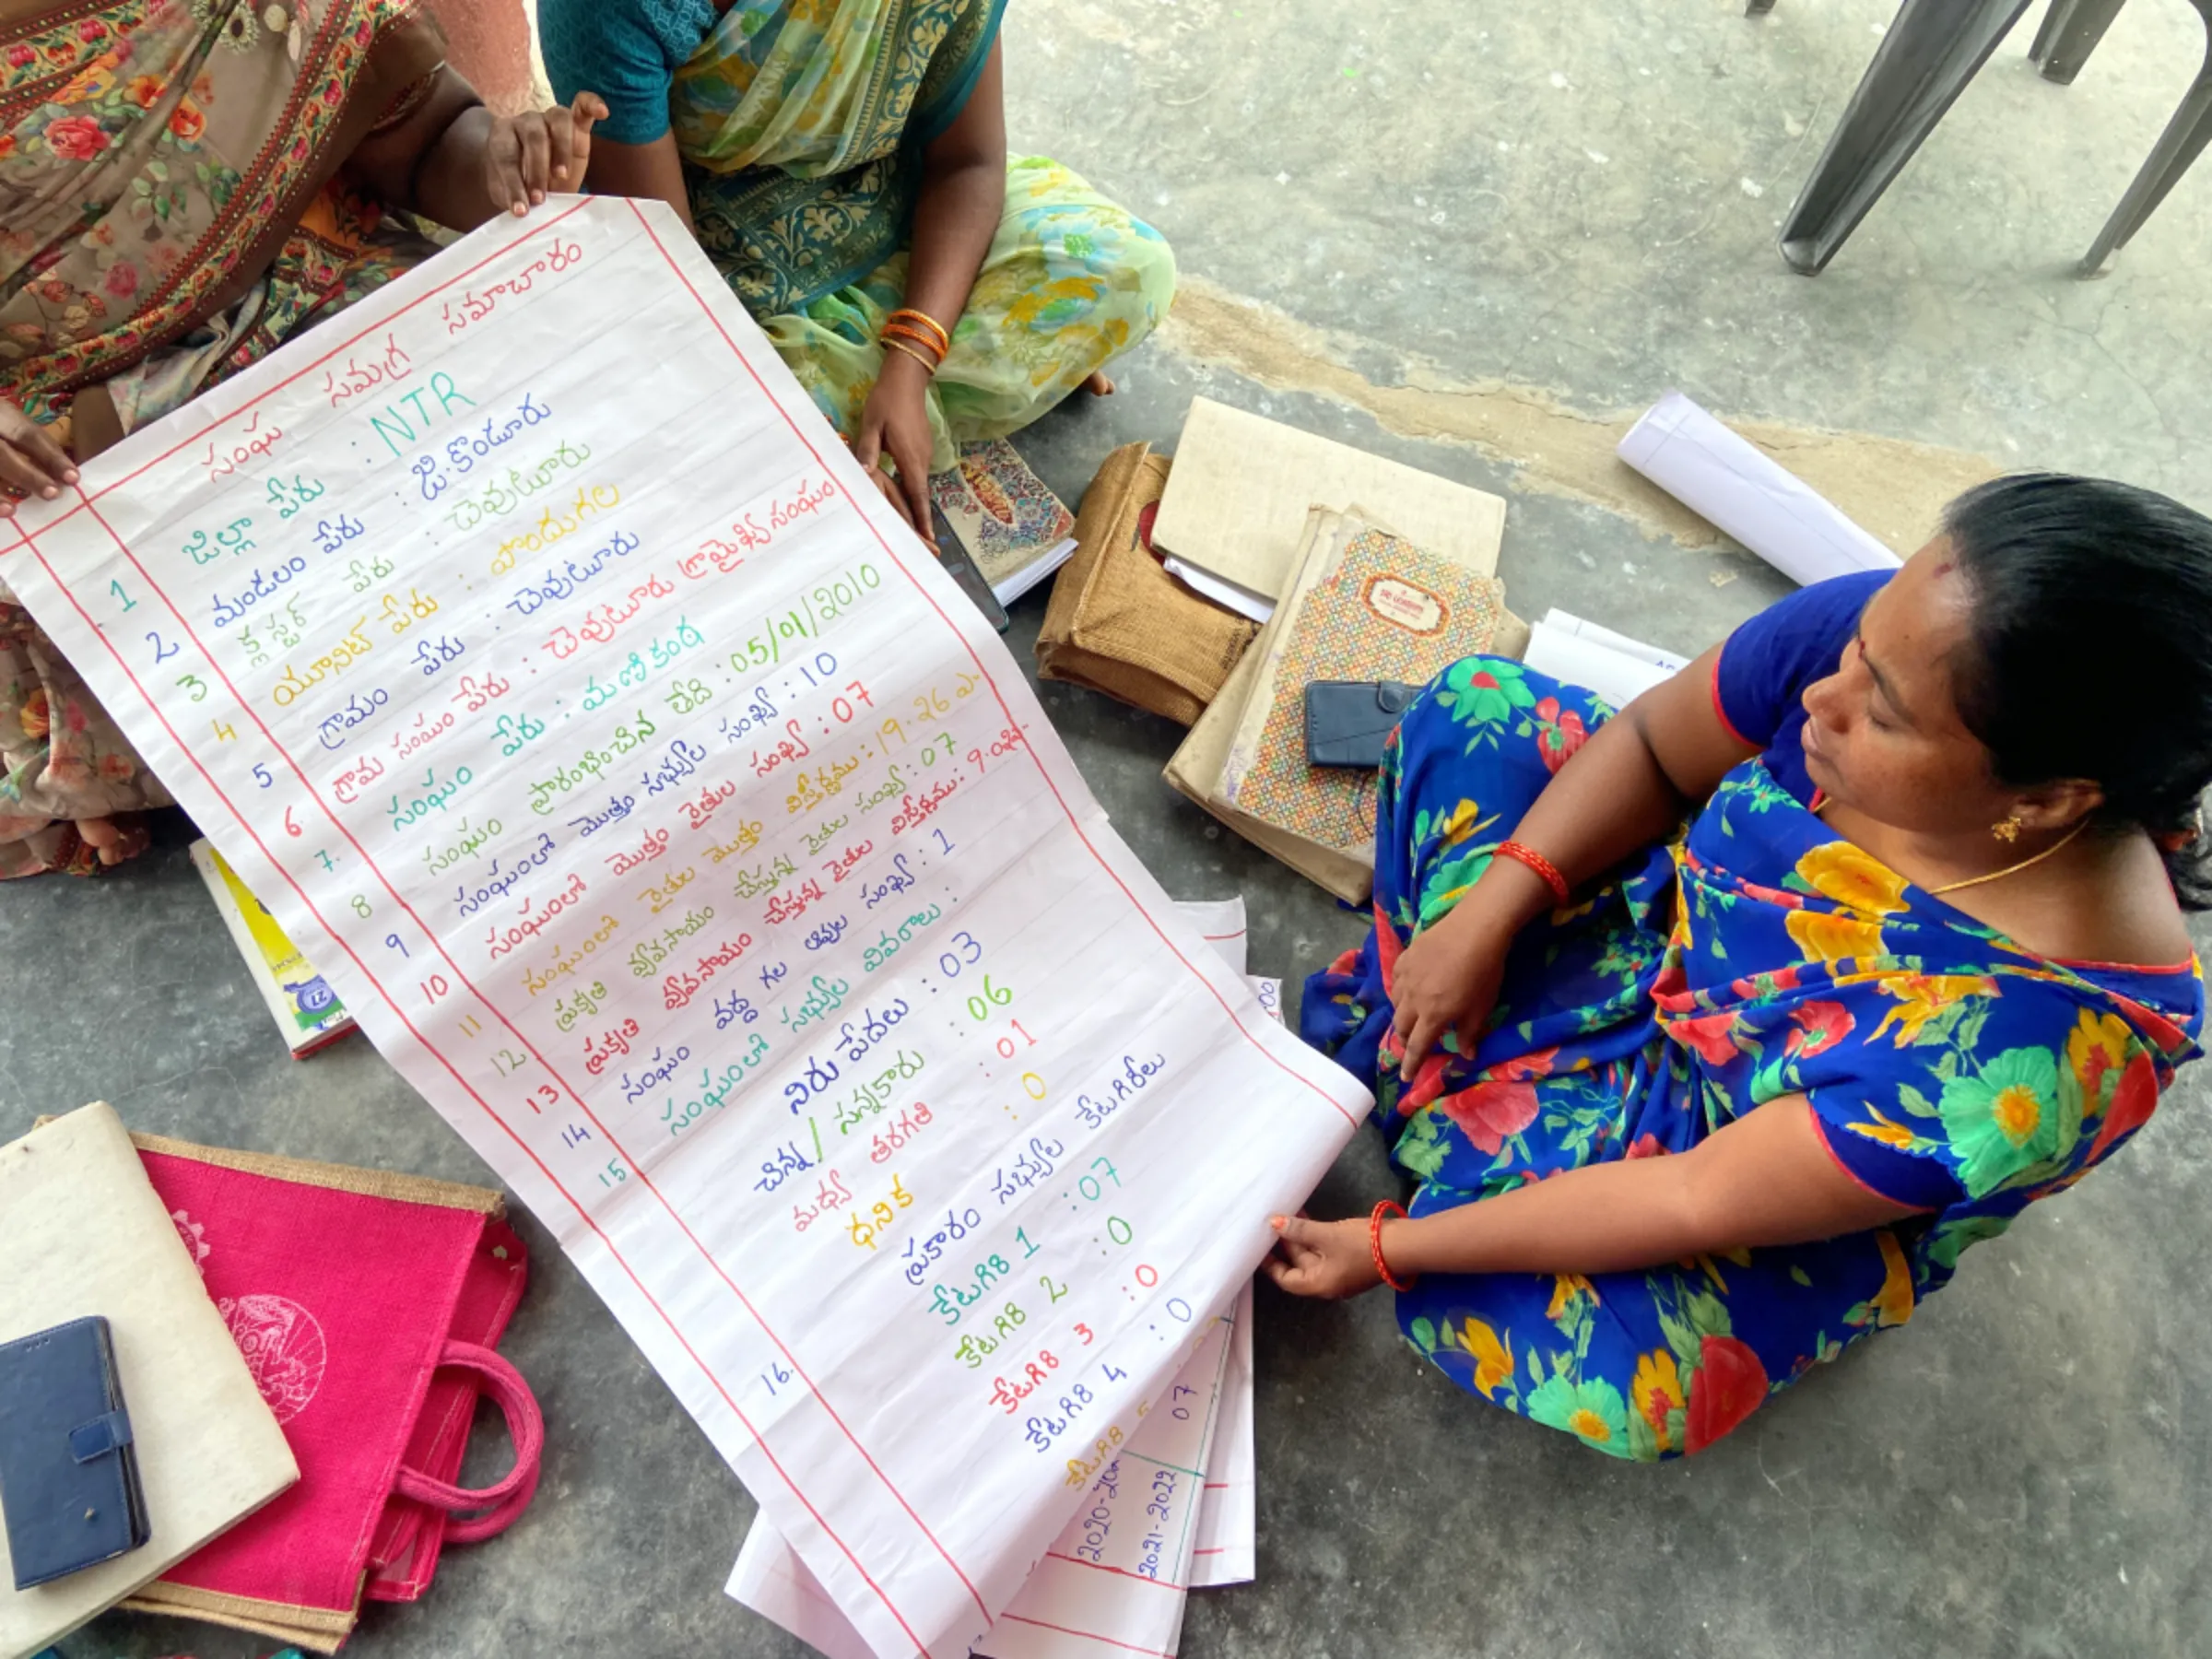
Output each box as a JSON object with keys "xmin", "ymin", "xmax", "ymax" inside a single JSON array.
[
  {"xmin": 1771, "ymin": 0, "xmax": 2035, "ymax": 274},
  {"xmin": 2034, "ymin": 0, "xmax": 2212, "ymax": 270},
  {"xmin": 1770, "ymin": 0, "xmax": 2212, "ymax": 274}
]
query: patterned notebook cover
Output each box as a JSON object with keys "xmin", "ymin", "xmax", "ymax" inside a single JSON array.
[
  {"xmin": 1218, "ymin": 517, "xmax": 1506, "ymax": 852},
  {"xmin": 928, "ymin": 438, "xmax": 1077, "ymax": 596}
]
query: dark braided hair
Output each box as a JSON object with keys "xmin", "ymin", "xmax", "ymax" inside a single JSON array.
[{"xmin": 1944, "ymin": 473, "xmax": 2212, "ymax": 909}]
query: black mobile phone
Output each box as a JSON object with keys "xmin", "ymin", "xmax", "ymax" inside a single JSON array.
[{"xmin": 1304, "ymin": 680, "xmax": 1422, "ymax": 770}]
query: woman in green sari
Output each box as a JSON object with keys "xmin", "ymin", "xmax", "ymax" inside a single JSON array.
[{"xmin": 539, "ymin": 0, "xmax": 1176, "ymax": 538}]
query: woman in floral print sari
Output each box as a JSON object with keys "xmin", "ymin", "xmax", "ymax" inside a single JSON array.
[
  {"xmin": 539, "ymin": 0, "xmax": 1174, "ymax": 541},
  {"xmin": 0, "ymin": 0, "xmax": 602, "ymax": 877},
  {"xmin": 1280, "ymin": 475, "xmax": 2212, "ymax": 1462}
]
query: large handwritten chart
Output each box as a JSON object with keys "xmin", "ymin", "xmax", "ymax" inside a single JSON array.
[{"xmin": 5, "ymin": 199, "xmax": 1367, "ymax": 1658}]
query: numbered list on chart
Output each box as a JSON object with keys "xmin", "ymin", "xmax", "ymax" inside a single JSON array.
[{"xmin": 7, "ymin": 199, "xmax": 1367, "ymax": 1659}]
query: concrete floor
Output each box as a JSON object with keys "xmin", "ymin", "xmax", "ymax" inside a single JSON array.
[{"xmin": 20, "ymin": 1, "xmax": 2212, "ymax": 1654}]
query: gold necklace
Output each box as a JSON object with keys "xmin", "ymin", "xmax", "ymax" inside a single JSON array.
[
  {"xmin": 1811, "ymin": 799, "xmax": 2089, "ymax": 897},
  {"xmin": 1924, "ymin": 820, "xmax": 2088, "ymax": 896}
]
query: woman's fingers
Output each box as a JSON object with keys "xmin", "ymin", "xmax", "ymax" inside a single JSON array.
[
  {"xmin": 850, "ymin": 418, "xmax": 884, "ymax": 475},
  {"xmin": 488, "ymin": 133, "xmax": 528, "ymax": 218},
  {"xmin": 888, "ymin": 429, "xmax": 936, "ymax": 547},
  {"xmin": 868, "ymin": 464, "xmax": 915, "ymax": 528},
  {"xmin": 4, "ymin": 414, "xmax": 75, "ymax": 488},
  {"xmin": 0, "ymin": 441, "xmax": 63, "ymax": 504},
  {"xmin": 516, "ymin": 116, "xmax": 552, "ymax": 206},
  {"xmin": 557, "ymin": 92, "xmax": 606, "ymax": 186},
  {"xmin": 1398, "ymin": 1009, "xmax": 1441, "ymax": 1079},
  {"xmin": 852, "ymin": 419, "xmax": 917, "ymax": 528}
]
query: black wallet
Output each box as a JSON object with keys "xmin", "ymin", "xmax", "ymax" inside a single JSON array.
[
  {"xmin": 1305, "ymin": 680, "xmax": 1422, "ymax": 770},
  {"xmin": 0, "ymin": 1315, "xmax": 150, "ymax": 1589}
]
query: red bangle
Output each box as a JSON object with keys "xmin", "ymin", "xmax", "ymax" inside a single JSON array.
[
  {"xmin": 1370, "ymin": 1199, "xmax": 1417, "ymax": 1292},
  {"xmin": 1495, "ymin": 840, "xmax": 1571, "ymax": 907}
]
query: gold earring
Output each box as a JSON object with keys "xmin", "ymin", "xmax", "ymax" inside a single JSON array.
[{"xmin": 1993, "ymin": 816, "xmax": 2022, "ymax": 843}]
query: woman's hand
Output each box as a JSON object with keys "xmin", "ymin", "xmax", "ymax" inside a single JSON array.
[
  {"xmin": 1388, "ymin": 904, "xmax": 1513, "ymax": 1080},
  {"xmin": 1263, "ymin": 1214, "xmax": 1383, "ymax": 1300},
  {"xmin": 483, "ymin": 92, "xmax": 606, "ymax": 218},
  {"xmin": 853, "ymin": 350, "xmax": 937, "ymax": 547},
  {"xmin": 0, "ymin": 399, "xmax": 77, "ymax": 513}
]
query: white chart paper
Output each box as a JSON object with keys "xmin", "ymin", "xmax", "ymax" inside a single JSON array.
[
  {"xmin": 1522, "ymin": 608, "xmax": 1689, "ymax": 709},
  {"xmin": 1188, "ymin": 1280, "xmax": 1256, "ymax": 1588},
  {"xmin": 735, "ymin": 908, "xmax": 1262, "ymax": 1654},
  {"xmin": 1617, "ymin": 391, "xmax": 1901, "ymax": 587},
  {"xmin": 5, "ymin": 198, "xmax": 1369, "ymax": 1659}
]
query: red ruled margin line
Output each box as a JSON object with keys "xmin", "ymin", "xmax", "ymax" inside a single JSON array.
[
  {"xmin": 622, "ymin": 200, "xmax": 1359, "ymax": 1135},
  {"xmin": 15, "ymin": 202, "xmax": 946, "ymax": 1655},
  {"xmin": 17, "ymin": 195, "xmax": 1361, "ymax": 1654}
]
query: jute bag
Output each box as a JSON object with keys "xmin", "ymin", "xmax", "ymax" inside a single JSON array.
[
  {"xmin": 117, "ymin": 1134, "xmax": 540, "ymax": 1652},
  {"xmin": 1036, "ymin": 442, "xmax": 1257, "ymax": 725}
]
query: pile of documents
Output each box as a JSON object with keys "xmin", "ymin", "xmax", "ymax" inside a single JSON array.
[{"xmin": 1151, "ymin": 402, "xmax": 1525, "ymax": 902}]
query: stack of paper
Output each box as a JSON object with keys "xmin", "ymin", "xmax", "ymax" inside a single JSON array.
[
  {"xmin": 735, "ymin": 901, "xmax": 1266, "ymax": 1655},
  {"xmin": 1149, "ymin": 399, "xmax": 1509, "ymax": 624},
  {"xmin": 6, "ymin": 198, "xmax": 1372, "ymax": 1659},
  {"xmin": 1521, "ymin": 610, "xmax": 1690, "ymax": 709}
]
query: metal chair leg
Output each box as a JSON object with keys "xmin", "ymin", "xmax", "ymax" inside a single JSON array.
[
  {"xmin": 1778, "ymin": 0, "xmax": 2035, "ymax": 274},
  {"xmin": 2080, "ymin": 0, "xmax": 2212, "ymax": 271},
  {"xmin": 2029, "ymin": 0, "xmax": 2127, "ymax": 84}
]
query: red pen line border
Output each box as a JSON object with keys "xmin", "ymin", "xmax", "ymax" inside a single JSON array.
[
  {"xmin": 993, "ymin": 1613, "xmax": 1178, "ymax": 1657},
  {"xmin": 18, "ymin": 518, "xmax": 935, "ymax": 1653},
  {"xmin": 623, "ymin": 200, "xmax": 1359, "ymax": 1132},
  {"xmin": 19, "ymin": 197, "xmax": 1359, "ymax": 1656},
  {"xmin": 1041, "ymin": 1551, "xmax": 1186, "ymax": 1589}
]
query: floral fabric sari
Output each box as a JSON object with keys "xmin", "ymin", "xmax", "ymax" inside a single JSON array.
[
  {"xmin": 0, "ymin": 0, "xmax": 441, "ymax": 876},
  {"xmin": 665, "ymin": 0, "xmax": 1173, "ymax": 472},
  {"xmin": 1303, "ymin": 657, "xmax": 2204, "ymax": 1461}
]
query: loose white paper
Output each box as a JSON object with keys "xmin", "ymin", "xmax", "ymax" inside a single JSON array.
[
  {"xmin": 1617, "ymin": 391, "xmax": 1901, "ymax": 587},
  {"xmin": 1187, "ymin": 1279, "xmax": 1256, "ymax": 1588},
  {"xmin": 733, "ymin": 907, "xmax": 1261, "ymax": 1654},
  {"xmin": 1522, "ymin": 608, "xmax": 1689, "ymax": 709},
  {"xmin": 1173, "ymin": 896, "xmax": 1249, "ymax": 979},
  {"xmin": 1161, "ymin": 556, "xmax": 1275, "ymax": 626},
  {"xmin": 5, "ymin": 198, "xmax": 1370, "ymax": 1659},
  {"xmin": 972, "ymin": 1310, "xmax": 1235, "ymax": 1659}
]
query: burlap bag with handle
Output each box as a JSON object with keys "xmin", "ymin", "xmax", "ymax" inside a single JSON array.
[{"xmin": 1036, "ymin": 442, "xmax": 1258, "ymax": 725}]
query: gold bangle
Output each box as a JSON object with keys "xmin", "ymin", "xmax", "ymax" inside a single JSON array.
[
  {"xmin": 881, "ymin": 322, "xmax": 946, "ymax": 362},
  {"xmin": 888, "ymin": 307, "xmax": 951, "ymax": 353},
  {"xmin": 881, "ymin": 335, "xmax": 940, "ymax": 376}
]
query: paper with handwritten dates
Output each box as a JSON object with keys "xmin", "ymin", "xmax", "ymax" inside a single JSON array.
[{"xmin": 4, "ymin": 198, "xmax": 1368, "ymax": 1659}]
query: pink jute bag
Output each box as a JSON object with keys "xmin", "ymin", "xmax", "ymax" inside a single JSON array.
[{"xmin": 116, "ymin": 1131, "xmax": 542, "ymax": 1653}]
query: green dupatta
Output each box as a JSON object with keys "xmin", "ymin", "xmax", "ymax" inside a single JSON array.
[{"xmin": 670, "ymin": 0, "xmax": 1006, "ymax": 316}]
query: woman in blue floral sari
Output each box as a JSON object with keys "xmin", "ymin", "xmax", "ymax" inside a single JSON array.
[{"xmin": 1278, "ymin": 475, "xmax": 2212, "ymax": 1462}]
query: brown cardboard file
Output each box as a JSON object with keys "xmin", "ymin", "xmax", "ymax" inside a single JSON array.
[{"xmin": 1150, "ymin": 398, "xmax": 1510, "ymax": 606}]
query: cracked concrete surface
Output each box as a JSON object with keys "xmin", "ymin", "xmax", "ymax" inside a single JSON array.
[{"xmin": 26, "ymin": 2, "xmax": 2212, "ymax": 1656}]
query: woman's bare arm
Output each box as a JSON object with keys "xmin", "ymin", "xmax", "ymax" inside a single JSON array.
[
  {"xmin": 347, "ymin": 73, "xmax": 603, "ymax": 229},
  {"xmin": 1265, "ymin": 1098, "xmax": 1924, "ymax": 1298},
  {"xmin": 580, "ymin": 129, "xmax": 695, "ymax": 232},
  {"xmin": 1391, "ymin": 645, "xmax": 1760, "ymax": 1073}
]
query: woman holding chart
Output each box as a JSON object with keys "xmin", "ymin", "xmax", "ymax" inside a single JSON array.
[
  {"xmin": 0, "ymin": 0, "xmax": 602, "ymax": 877},
  {"xmin": 1279, "ymin": 476, "xmax": 2212, "ymax": 1462},
  {"xmin": 537, "ymin": 0, "xmax": 1176, "ymax": 540}
]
